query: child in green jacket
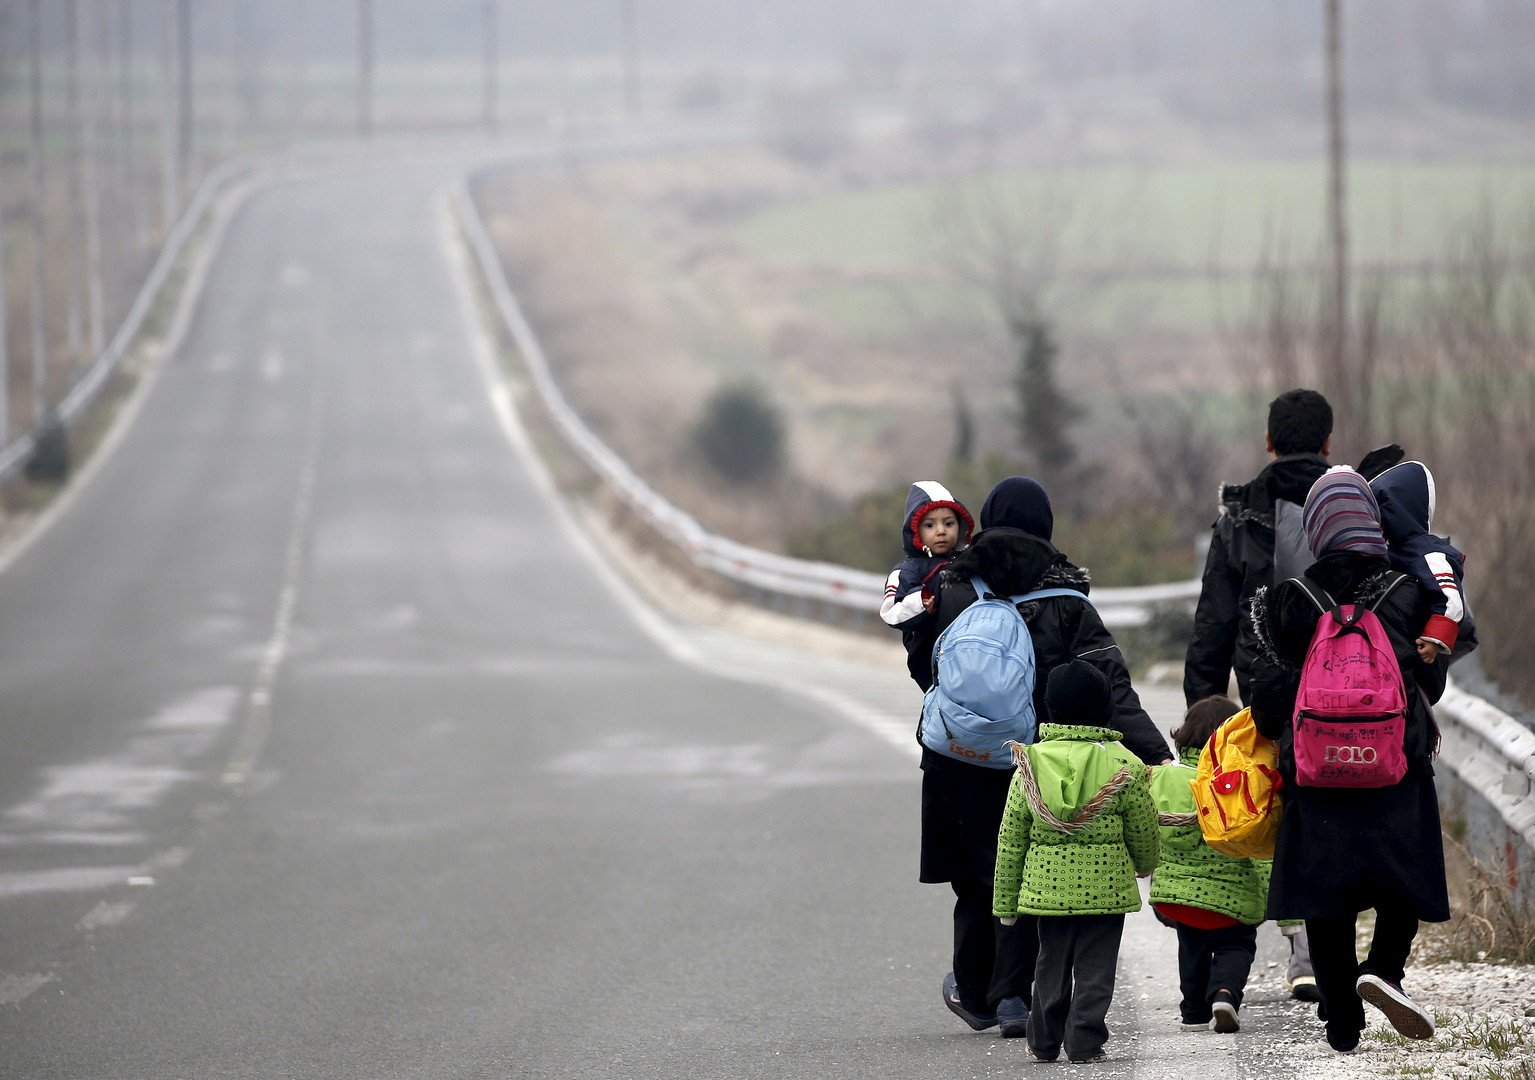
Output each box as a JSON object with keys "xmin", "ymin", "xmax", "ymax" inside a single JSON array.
[
  {"xmin": 1147, "ymin": 695, "xmax": 1272, "ymax": 1034},
  {"xmin": 994, "ymin": 661, "xmax": 1161, "ymax": 1064}
]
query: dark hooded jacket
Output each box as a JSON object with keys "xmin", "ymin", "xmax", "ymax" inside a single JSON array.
[
  {"xmin": 881, "ymin": 481, "xmax": 975, "ymax": 687},
  {"xmin": 1247, "ymin": 551, "xmax": 1450, "ymax": 922},
  {"xmin": 1183, "ymin": 453, "xmax": 1331, "ymax": 706},
  {"xmin": 915, "ymin": 478, "xmax": 1171, "ymax": 885},
  {"xmin": 1369, "ymin": 461, "xmax": 1476, "ymax": 658}
]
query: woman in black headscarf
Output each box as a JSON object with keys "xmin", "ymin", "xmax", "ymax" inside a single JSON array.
[{"xmin": 913, "ymin": 476, "xmax": 1171, "ymax": 1037}]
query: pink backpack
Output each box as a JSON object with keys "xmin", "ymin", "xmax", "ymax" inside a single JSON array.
[{"xmin": 1289, "ymin": 574, "xmax": 1410, "ymax": 788}]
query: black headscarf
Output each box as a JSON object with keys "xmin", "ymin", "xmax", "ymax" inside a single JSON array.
[{"xmin": 979, "ymin": 476, "xmax": 1053, "ymax": 540}]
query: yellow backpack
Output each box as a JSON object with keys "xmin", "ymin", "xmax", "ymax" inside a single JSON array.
[{"xmin": 1193, "ymin": 707, "xmax": 1283, "ymax": 859}]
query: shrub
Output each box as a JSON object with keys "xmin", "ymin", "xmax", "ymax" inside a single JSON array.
[
  {"xmin": 25, "ymin": 413, "xmax": 71, "ymax": 484},
  {"xmin": 690, "ymin": 382, "xmax": 787, "ymax": 486}
]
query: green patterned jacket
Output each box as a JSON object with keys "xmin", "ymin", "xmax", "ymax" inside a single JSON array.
[
  {"xmin": 1146, "ymin": 748, "xmax": 1272, "ymax": 924},
  {"xmin": 993, "ymin": 724, "xmax": 1160, "ymax": 918}
]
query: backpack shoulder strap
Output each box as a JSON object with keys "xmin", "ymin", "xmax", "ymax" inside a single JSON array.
[
  {"xmin": 1288, "ymin": 576, "xmax": 1336, "ymax": 616},
  {"xmin": 970, "ymin": 576, "xmax": 994, "ymax": 601},
  {"xmin": 1012, "ymin": 586, "xmax": 1092, "ymax": 606},
  {"xmin": 1367, "ymin": 572, "xmax": 1412, "ymax": 613}
]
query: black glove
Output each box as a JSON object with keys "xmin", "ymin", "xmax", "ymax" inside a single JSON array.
[{"xmin": 1358, "ymin": 443, "xmax": 1405, "ymax": 481}]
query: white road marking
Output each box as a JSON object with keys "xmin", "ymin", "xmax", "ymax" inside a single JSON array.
[
  {"xmin": 440, "ymin": 188, "xmax": 918, "ymax": 757},
  {"xmin": 0, "ymin": 972, "xmax": 59, "ymax": 1007}
]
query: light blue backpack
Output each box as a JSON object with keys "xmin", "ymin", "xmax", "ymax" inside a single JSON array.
[{"xmin": 918, "ymin": 578, "xmax": 1090, "ymax": 768}]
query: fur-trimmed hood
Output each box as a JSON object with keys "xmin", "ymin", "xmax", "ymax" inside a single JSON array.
[{"xmin": 939, "ymin": 527, "xmax": 1086, "ymax": 597}]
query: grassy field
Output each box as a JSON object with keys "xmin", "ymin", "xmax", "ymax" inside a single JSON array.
[{"xmin": 731, "ymin": 159, "xmax": 1535, "ymax": 336}]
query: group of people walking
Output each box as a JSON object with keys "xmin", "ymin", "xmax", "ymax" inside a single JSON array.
[{"xmin": 879, "ymin": 389, "xmax": 1473, "ymax": 1063}]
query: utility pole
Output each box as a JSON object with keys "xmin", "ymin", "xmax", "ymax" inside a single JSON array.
[
  {"xmin": 27, "ymin": 0, "xmax": 49, "ymax": 423},
  {"xmin": 1325, "ymin": 0, "xmax": 1349, "ymax": 407},
  {"xmin": 482, "ymin": 0, "xmax": 498, "ymax": 133},
  {"xmin": 120, "ymin": 0, "xmax": 145, "ymax": 249},
  {"xmin": 358, "ymin": 0, "xmax": 373, "ymax": 137},
  {"xmin": 159, "ymin": 0, "xmax": 180, "ymax": 231},
  {"xmin": 82, "ymin": 0, "xmax": 108, "ymax": 361},
  {"xmin": 620, "ymin": 0, "xmax": 639, "ymax": 119},
  {"xmin": 1, "ymin": 162, "xmax": 9, "ymax": 447},
  {"xmin": 63, "ymin": 0, "xmax": 84, "ymax": 371},
  {"xmin": 177, "ymin": 0, "xmax": 193, "ymax": 190}
]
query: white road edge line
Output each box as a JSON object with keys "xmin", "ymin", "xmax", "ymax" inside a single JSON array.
[
  {"xmin": 438, "ymin": 186, "xmax": 707, "ymax": 668},
  {"xmin": 441, "ymin": 185, "xmax": 917, "ymax": 759},
  {"xmin": 0, "ymin": 173, "xmax": 266, "ymax": 580}
]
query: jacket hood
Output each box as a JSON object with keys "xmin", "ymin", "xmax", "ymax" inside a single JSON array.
[
  {"xmin": 901, "ymin": 481, "xmax": 975, "ymax": 557},
  {"xmin": 980, "ymin": 476, "xmax": 1054, "ymax": 540},
  {"xmin": 1025, "ymin": 725, "xmax": 1129, "ymax": 826},
  {"xmin": 941, "ymin": 527, "xmax": 1068, "ymax": 595},
  {"xmin": 1369, "ymin": 460, "xmax": 1435, "ymax": 546},
  {"xmin": 1225, "ymin": 454, "xmax": 1330, "ymax": 516}
]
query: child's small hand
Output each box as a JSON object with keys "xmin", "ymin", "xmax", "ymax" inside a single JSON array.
[
  {"xmin": 922, "ymin": 591, "xmax": 936, "ymax": 614},
  {"xmin": 1415, "ymin": 638, "xmax": 1443, "ymax": 664}
]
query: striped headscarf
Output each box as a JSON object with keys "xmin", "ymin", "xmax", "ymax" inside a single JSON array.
[{"xmin": 1303, "ymin": 466, "xmax": 1388, "ymax": 558}]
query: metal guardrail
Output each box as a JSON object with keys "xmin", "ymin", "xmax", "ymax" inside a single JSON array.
[
  {"xmin": 0, "ymin": 158, "xmax": 257, "ymax": 485},
  {"xmin": 450, "ymin": 174, "xmax": 1200, "ymax": 628},
  {"xmin": 451, "ymin": 161, "xmax": 1535, "ymax": 893}
]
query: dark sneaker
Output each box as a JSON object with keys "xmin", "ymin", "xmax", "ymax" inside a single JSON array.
[
  {"xmin": 1288, "ymin": 974, "xmax": 1321, "ymax": 1002},
  {"xmin": 941, "ymin": 972, "xmax": 998, "ymax": 1031},
  {"xmin": 1029, "ymin": 1046, "xmax": 1059, "ymax": 1062},
  {"xmin": 1356, "ymin": 973, "xmax": 1434, "ymax": 1040},
  {"xmin": 1210, "ymin": 989, "xmax": 1240, "ymax": 1033},
  {"xmin": 1325, "ymin": 1023, "xmax": 1361, "ymax": 1054},
  {"xmin": 996, "ymin": 996, "xmax": 1029, "ymax": 1039},
  {"xmin": 1068, "ymin": 1050, "xmax": 1107, "ymax": 1063},
  {"xmin": 1179, "ymin": 1017, "xmax": 1212, "ymax": 1032}
]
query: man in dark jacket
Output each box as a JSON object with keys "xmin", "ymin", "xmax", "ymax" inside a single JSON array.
[
  {"xmin": 1181, "ymin": 387, "xmax": 1332, "ymax": 1003},
  {"xmin": 1183, "ymin": 389, "xmax": 1333, "ymax": 707},
  {"xmin": 914, "ymin": 476, "xmax": 1171, "ymax": 1038}
]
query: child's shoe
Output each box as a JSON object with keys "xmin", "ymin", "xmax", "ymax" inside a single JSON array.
[
  {"xmin": 1210, "ymin": 989, "xmax": 1240, "ymax": 1033},
  {"xmin": 996, "ymin": 996, "xmax": 1029, "ymax": 1039},
  {"xmin": 941, "ymin": 972, "xmax": 998, "ymax": 1031},
  {"xmin": 1287, "ymin": 974, "xmax": 1321, "ymax": 1001},
  {"xmin": 1356, "ymin": 973, "xmax": 1434, "ymax": 1040}
]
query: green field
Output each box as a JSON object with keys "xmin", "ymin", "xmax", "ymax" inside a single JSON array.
[{"xmin": 733, "ymin": 159, "xmax": 1535, "ymax": 337}]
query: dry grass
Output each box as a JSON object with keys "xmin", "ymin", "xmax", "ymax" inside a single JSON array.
[{"xmin": 1417, "ymin": 833, "xmax": 1535, "ymax": 966}]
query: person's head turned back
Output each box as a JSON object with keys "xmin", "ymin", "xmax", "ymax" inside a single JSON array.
[
  {"xmin": 1266, "ymin": 389, "xmax": 1333, "ymax": 457},
  {"xmin": 980, "ymin": 476, "xmax": 1053, "ymax": 540},
  {"xmin": 1170, "ymin": 695, "xmax": 1240, "ymax": 754}
]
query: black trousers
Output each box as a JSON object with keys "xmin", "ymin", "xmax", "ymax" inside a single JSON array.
[
  {"xmin": 1174, "ymin": 922, "xmax": 1259, "ymax": 1022},
  {"xmin": 1028, "ymin": 913, "xmax": 1124, "ymax": 1062},
  {"xmin": 951, "ymin": 880, "xmax": 1037, "ymax": 1009},
  {"xmin": 1306, "ymin": 906, "xmax": 1419, "ymax": 1039}
]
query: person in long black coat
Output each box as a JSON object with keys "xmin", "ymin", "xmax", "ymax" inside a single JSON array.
[
  {"xmin": 912, "ymin": 476, "xmax": 1171, "ymax": 1036},
  {"xmin": 1248, "ymin": 467, "xmax": 1450, "ymax": 1054}
]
